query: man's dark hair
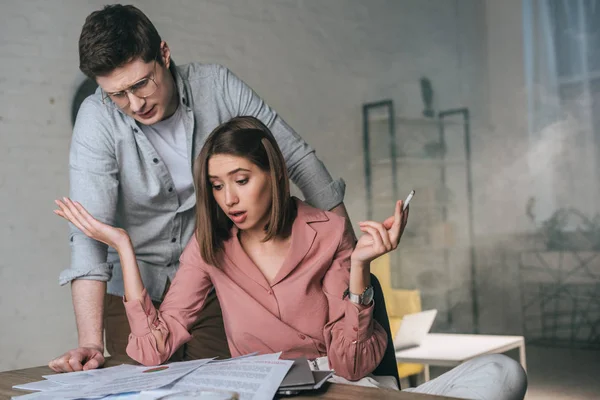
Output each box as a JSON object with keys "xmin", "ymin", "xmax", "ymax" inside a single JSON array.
[{"xmin": 79, "ymin": 4, "xmax": 162, "ymax": 79}]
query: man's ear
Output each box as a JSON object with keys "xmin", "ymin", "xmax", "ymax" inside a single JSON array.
[{"xmin": 160, "ymin": 41, "xmax": 171, "ymax": 68}]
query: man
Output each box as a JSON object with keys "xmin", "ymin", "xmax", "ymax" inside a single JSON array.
[{"xmin": 49, "ymin": 4, "xmax": 351, "ymax": 372}]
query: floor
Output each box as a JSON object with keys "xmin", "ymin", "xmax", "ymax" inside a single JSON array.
[
  {"xmin": 400, "ymin": 345, "xmax": 600, "ymax": 399},
  {"xmin": 523, "ymin": 345, "xmax": 600, "ymax": 399}
]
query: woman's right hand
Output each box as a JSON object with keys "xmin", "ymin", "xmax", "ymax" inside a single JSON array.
[{"xmin": 54, "ymin": 197, "xmax": 130, "ymax": 251}]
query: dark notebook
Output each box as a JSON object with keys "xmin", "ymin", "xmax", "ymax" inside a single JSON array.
[
  {"xmin": 277, "ymin": 371, "xmax": 333, "ymax": 395},
  {"xmin": 279, "ymin": 357, "xmax": 315, "ymax": 388}
]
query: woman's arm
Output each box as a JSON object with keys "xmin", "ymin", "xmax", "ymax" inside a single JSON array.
[
  {"xmin": 54, "ymin": 199, "xmax": 214, "ymax": 365},
  {"xmin": 54, "ymin": 198, "xmax": 145, "ymax": 301},
  {"xmin": 323, "ymin": 200, "xmax": 408, "ymax": 380},
  {"xmin": 322, "ymin": 221, "xmax": 387, "ymax": 381},
  {"xmin": 350, "ymin": 200, "xmax": 407, "ymax": 295},
  {"xmin": 123, "ymin": 256, "xmax": 214, "ymax": 366}
]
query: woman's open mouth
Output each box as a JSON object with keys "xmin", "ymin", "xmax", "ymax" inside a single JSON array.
[{"xmin": 228, "ymin": 211, "xmax": 247, "ymax": 224}]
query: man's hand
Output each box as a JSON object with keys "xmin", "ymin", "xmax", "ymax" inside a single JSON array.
[{"xmin": 48, "ymin": 345, "xmax": 105, "ymax": 373}]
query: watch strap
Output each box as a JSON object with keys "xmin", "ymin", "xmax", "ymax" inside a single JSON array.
[{"xmin": 343, "ymin": 286, "xmax": 373, "ymax": 305}]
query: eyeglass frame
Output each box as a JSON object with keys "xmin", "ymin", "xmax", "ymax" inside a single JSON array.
[{"xmin": 100, "ymin": 60, "xmax": 160, "ymax": 109}]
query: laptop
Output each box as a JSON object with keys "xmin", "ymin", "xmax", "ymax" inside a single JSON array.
[
  {"xmin": 277, "ymin": 357, "xmax": 333, "ymax": 396},
  {"xmin": 393, "ymin": 309, "xmax": 438, "ymax": 351}
]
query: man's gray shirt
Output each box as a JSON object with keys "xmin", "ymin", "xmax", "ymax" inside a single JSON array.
[{"xmin": 60, "ymin": 62, "xmax": 346, "ymax": 301}]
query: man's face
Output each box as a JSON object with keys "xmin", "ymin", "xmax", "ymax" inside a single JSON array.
[{"xmin": 96, "ymin": 43, "xmax": 177, "ymax": 125}]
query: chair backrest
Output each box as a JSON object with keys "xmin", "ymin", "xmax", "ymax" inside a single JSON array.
[
  {"xmin": 370, "ymin": 273, "xmax": 401, "ymax": 388},
  {"xmin": 370, "ymin": 254, "xmax": 425, "ymax": 381}
]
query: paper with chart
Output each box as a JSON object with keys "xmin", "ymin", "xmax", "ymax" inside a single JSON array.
[{"xmin": 165, "ymin": 357, "xmax": 293, "ymax": 400}]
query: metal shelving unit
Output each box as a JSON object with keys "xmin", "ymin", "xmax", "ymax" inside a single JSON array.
[{"xmin": 362, "ymin": 99, "xmax": 479, "ymax": 333}]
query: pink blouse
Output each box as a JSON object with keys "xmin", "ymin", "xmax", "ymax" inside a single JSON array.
[{"xmin": 123, "ymin": 199, "xmax": 387, "ymax": 380}]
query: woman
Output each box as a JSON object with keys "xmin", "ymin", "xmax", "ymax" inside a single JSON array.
[{"xmin": 53, "ymin": 116, "xmax": 408, "ymax": 382}]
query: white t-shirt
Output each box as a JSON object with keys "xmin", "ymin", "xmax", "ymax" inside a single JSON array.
[{"xmin": 141, "ymin": 105, "xmax": 194, "ymax": 205}]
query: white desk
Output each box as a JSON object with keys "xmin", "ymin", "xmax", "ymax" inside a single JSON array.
[{"xmin": 395, "ymin": 333, "xmax": 526, "ymax": 381}]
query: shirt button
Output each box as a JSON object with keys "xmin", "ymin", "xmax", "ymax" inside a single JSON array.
[
  {"xmin": 171, "ymin": 238, "xmax": 177, "ymax": 243},
  {"xmin": 133, "ymin": 128, "xmax": 138, "ymax": 133},
  {"xmin": 267, "ymin": 290, "xmax": 273, "ymax": 295},
  {"xmin": 168, "ymin": 187, "xmax": 173, "ymax": 192},
  {"xmin": 298, "ymin": 334, "xmax": 306, "ymax": 340},
  {"xmin": 153, "ymin": 158, "xmax": 159, "ymax": 164},
  {"xmin": 353, "ymin": 326, "xmax": 358, "ymax": 332}
]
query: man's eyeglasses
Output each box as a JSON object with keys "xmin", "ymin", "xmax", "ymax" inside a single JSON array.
[{"xmin": 101, "ymin": 61, "xmax": 159, "ymax": 109}]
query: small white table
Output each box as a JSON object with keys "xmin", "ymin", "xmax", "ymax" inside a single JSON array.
[{"xmin": 395, "ymin": 333, "xmax": 526, "ymax": 381}]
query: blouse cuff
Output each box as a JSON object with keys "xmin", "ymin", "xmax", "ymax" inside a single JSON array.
[
  {"xmin": 343, "ymin": 299, "xmax": 375, "ymax": 342},
  {"xmin": 123, "ymin": 288, "xmax": 158, "ymax": 337}
]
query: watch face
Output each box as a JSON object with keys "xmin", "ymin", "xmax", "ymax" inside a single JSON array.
[{"xmin": 363, "ymin": 286, "xmax": 374, "ymax": 305}]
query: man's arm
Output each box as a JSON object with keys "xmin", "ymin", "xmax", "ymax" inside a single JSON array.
[
  {"xmin": 49, "ymin": 279, "xmax": 106, "ymax": 372},
  {"xmin": 330, "ymin": 203, "xmax": 357, "ymax": 243},
  {"xmin": 51, "ymin": 98, "xmax": 119, "ymax": 372},
  {"xmin": 72, "ymin": 280, "xmax": 106, "ymax": 351},
  {"xmin": 216, "ymin": 65, "xmax": 346, "ymax": 212}
]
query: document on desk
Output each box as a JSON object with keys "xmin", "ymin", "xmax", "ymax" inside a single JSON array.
[
  {"xmin": 80, "ymin": 358, "xmax": 213, "ymax": 398},
  {"xmin": 42, "ymin": 364, "xmax": 140, "ymax": 385},
  {"xmin": 11, "ymin": 388, "xmax": 102, "ymax": 400},
  {"xmin": 210, "ymin": 352, "xmax": 282, "ymax": 363},
  {"xmin": 12, "ymin": 359, "xmax": 212, "ymax": 400},
  {"xmin": 12, "ymin": 354, "xmax": 289, "ymax": 400},
  {"xmin": 12, "ymin": 380, "xmax": 68, "ymax": 392},
  {"xmin": 164, "ymin": 357, "xmax": 293, "ymax": 400}
]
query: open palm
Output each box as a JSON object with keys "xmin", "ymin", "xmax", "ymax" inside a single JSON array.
[{"xmin": 54, "ymin": 197, "xmax": 129, "ymax": 250}]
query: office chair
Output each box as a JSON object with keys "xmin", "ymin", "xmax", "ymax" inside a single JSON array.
[{"xmin": 370, "ymin": 273, "xmax": 401, "ymax": 388}]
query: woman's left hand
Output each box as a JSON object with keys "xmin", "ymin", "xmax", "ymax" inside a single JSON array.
[{"xmin": 351, "ymin": 200, "xmax": 409, "ymax": 265}]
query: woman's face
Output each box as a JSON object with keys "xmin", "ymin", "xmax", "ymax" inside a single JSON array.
[{"xmin": 208, "ymin": 154, "xmax": 272, "ymax": 233}]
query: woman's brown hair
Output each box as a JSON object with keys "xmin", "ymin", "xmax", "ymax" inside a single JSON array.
[{"xmin": 193, "ymin": 116, "xmax": 297, "ymax": 266}]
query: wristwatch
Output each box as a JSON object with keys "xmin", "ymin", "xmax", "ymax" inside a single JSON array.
[{"xmin": 344, "ymin": 285, "xmax": 374, "ymax": 306}]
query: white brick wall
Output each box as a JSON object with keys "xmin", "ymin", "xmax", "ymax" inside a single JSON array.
[{"xmin": 0, "ymin": 0, "xmax": 487, "ymax": 371}]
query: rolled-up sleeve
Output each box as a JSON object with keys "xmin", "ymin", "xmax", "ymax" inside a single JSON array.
[
  {"xmin": 58, "ymin": 98, "xmax": 119, "ymax": 285},
  {"xmin": 216, "ymin": 64, "xmax": 345, "ymax": 211},
  {"xmin": 124, "ymin": 238, "xmax": 214, "ymax": 366}
]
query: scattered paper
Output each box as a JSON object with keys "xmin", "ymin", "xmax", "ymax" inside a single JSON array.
[
  {"xmin": 167, "ymin": 358, "xmax": 293, "ymax": 400},
  {"xmin": 43, "ymin": 364, "xmax": 139, "ymax": 385},
  {"xmin": 12, "ymin": 380, "xmax": 66, "ymax": 392},
  {"xmin": 12, "ymin": 353, "xmax": 292, "ymax": 400},
  {"xmin": 13, "ymin": 359, "xmax": 211, "ymax": 399},
  {"xmin": 78, "ymin": 359, "xmax": 212, "ymax": 398}
]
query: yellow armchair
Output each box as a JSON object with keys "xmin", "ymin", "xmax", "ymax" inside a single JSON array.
[{"xmin": 371, "ymin": 254, "xmax": 425, "ymax": 380}]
